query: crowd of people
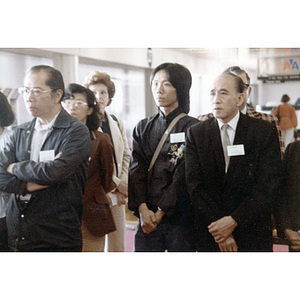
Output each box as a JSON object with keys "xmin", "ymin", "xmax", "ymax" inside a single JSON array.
[{"xmin": 0, "ymin": 62, "xmax": 299, "ymax": 252}]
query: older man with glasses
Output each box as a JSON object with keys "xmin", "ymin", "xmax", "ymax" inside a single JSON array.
[{"xmin": 0, "ymin": 65, "xmax": 91, "ymax": 251}]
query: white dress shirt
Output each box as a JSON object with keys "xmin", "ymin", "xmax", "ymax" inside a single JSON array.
[{"xmin": 217, "ymin": 110, "xmax": 240, "ymax": 145}]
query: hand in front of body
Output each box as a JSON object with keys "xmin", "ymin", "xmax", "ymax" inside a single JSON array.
[
  {"xmin": 115, "ymin": 181, "xmax": 128, "ymax": 206},
  {"xmin": 139, "ymin": 203, "xmax": 157, "ymax": 234},
  {"xmin": 26, "ymin": 182, "xmax": 49, "ymax": 192},
  {"xmin": 218, "ymin": 234, "xmax": 238, "ymax": 252},
  {"xmin": 6, "ymin": 163, "xmax": 16, "ymax": 175},
  {"xmin": 284, "ymin": 228, "xmax": 300, "ymax": 251},
  {"xmin": 154, "ymin": 209, "xmax": 165, "ymax": 225},
  {"xmin": 117, "ymin": 180, "xmax": 128, "ymax": 197},
  {"xmin": 208, "ymin": 216, "xmax": 238, "ymax": 243},
  {"xmin": 116, "ymin": 191, "xmax": 127, "ymax": 206}
]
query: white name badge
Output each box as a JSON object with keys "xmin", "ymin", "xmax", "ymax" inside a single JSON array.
[
  {"xmin": 39, "ymin": 150, "xmax": 55, "ymax": 162},
  {"xmin": 170, "ymin": 132, "xmax": 185, "ymax": 143},
  {"xmin": 227, "ymin": 144, "xmax": 245, "ymax": 157}
]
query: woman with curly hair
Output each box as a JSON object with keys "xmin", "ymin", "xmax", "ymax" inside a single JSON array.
[{"xmin": 84, "ymin": 72, "xmax": 131, "ymax": 252}]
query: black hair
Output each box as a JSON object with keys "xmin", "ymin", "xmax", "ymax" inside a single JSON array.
[
  {"xmin": 281, "ymin": 94, "xmax": 290, "ymax": 103},
  {"xmin": 26, "ymin": 65, "xmax": 65, "ymax": 101},
  {"xmin": 150, "ymin": 62, "xmax": 192, "ymax": 113},
  {"xmin": 0, "ymin": 91, "xmax": 15, "ymax": 127},
  {"xmin": 64, "ymin": 83, "xmax": 101, "ymax": 132}
]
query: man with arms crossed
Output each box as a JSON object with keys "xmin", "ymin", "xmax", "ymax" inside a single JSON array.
[{"xmin": 0, "ymin": 65, "xmax": 91, "ymax": 251}]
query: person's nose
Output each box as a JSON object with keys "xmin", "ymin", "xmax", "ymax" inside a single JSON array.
[
  {"xmin": 156, "ymin": 83, "xmax": 164, "ymax": 94},
  {"xmin": 212, "ymin": 93, "xmax": 221, "ymax": 104},
  {"xmin": 95, "ymin": 91, "xmax": 102, "ymax": 100},
  {"xmin": 25, "ymin": 90, "xmax": 35, "ymax": 102}
]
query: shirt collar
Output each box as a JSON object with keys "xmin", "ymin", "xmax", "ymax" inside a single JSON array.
[
  {"xmin": 35, "ymin": 109, "xmax": 61, "ymax": 132},
  {"xmin": 217, "ymin": 110, "xmax": 240, "ymax": 132},
  {"xmin": 241, "ymin": 105, "xmax": 247, "ymax": 114}
]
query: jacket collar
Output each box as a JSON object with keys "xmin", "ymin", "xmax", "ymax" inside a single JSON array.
[
  {"xmin": 209, "ymin": 113, "xmax": 249, "ymax": 175},
  {"xmin": 157, "ymin": 106, "xmax": 185, "ymax": 123},
  {"xmin": 19, "ymin": 107, "xmax": 72, "ymax": 131}
]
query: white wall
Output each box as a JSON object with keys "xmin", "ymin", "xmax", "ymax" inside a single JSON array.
[
  {"xmin": 0, "ymin": 50, "xmax": 53, "ymax": 125},
  {"xmin": 3, "ymin": 47, "xmax": 293, "ymax": 129},
  {"xmin": 259, "ymin": 81, "xmax": 300, "ymax": 106}
]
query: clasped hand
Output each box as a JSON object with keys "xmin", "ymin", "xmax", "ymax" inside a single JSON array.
[
  {"xmin": 208, "ymin": 216, "xmax": 238, "ymax": 243},
  {"xmin": 284, "ymin": 228, "xmax": 300, "ymax": 251},
  {"xmin": 138, "ymin": 203, "xmax": 165, "ymax": 234},
  {"xmin": 208, "ymin": 216, "xmax": 238, "ymax": 252}
]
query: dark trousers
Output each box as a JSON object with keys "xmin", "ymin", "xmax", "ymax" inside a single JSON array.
[
  {"xmin": 0, "ymin": 217, "xmax": 9, "ymax": 251},
  {"xmin": 134, "ymin": 219, "xmax": 192, "ymax": 252}
]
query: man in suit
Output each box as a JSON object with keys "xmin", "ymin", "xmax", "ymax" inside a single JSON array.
[
  {"xmin": 276, "ymin": 141, "xmax": 300, "ymax": 251},
  {"xmin": 186, "ymin": 72, "xmax": 281, "ymax": 251},
  {"xmin": 198, "ymin": 66, "xmax": 285, "ymax": 156}
]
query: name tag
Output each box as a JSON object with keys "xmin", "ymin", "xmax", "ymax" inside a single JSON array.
[
  {"xmin": 170, "ymin": 132, "xmax": 185, "ymax": 143},
  {"xmin": 39, "ymin": 150, "xmax": 55, "ymax": 162},
  {"xmin": 227, "ymin": 144, "xmax": 245, "ymax": 157}
]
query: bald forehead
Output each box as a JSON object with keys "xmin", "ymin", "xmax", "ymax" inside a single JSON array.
[
  {"xmin": 215, "ymin": 73, "xmax": 243, "ymax": 94},
  {"xmin": 214, "ymin": 74, "xmax": 236, "ymax": 88}
]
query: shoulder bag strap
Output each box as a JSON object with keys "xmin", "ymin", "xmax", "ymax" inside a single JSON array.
[{"xmin": 148, "ymin": 113, "xmax": 186, "ymax": 172}]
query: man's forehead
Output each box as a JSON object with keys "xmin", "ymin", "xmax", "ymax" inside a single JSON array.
[
  {"xmin": 24, "ymin": 70, "xmax": 48, "ymax": 86},
  {"xmin": 213, "ymin": 74, "xmax": 235, "ymax": 89}
]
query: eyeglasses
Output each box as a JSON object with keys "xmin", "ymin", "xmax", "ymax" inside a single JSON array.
[
  {"xmin": 244, "ymin": 83, "xmax": 250, "ymax": 89},
  {"xmin": 62, "ymin": 100, "xmax": 89, "ymax": 107},
  {"xmin": 18, "ymin": 87, "xmax": 53, "ymax": 98}
]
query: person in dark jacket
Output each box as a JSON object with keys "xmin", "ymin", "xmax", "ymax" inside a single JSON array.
[
  {"xmin": 186, "ymin": 72, "xmax": 281, "ymax": 252},
  {"xmin": 128, "ymin": 62, "xmax": 199, "ymax": 251},
  {"xmin": 276, "ymin": 141, "xmax": 300, "ymax": 251},
  {"xmin": 0, "ymin": 65, "xmax": 91, "ymax": 251},
  {"xmin": 0, "ymin": 91, "xmax": 15, "ymax": 251}
]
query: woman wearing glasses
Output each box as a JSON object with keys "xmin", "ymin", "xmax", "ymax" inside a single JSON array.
[
  {"xmin": 84, "ymin": 72, "xmax": 131, "ymax": 252},
  {"xmin": 63, "ymin": 83, "xmax": 116, "ymax": 251},
  {"xmin": 0, "ymin": 92, "xmax": 15, "ymax": 251}
]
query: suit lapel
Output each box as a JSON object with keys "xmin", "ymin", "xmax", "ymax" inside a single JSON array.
[{"xmin": 209, "ymin": 118, "xmax": 226, "ymax": 176}]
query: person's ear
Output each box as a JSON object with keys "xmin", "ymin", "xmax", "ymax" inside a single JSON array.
[
  {"xmin": 237, "ymin": 93, "xmax": 245, "ymax": 107},
  {"xmin": 248, "ymin": 86, "xmax": 252, "ymax": 98},
  {"xmin": 54, "ymin": 90, "xmax": 63, "ymax": 104}
]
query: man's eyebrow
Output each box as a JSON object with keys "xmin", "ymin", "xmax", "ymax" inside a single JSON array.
[{"xmin": 219, "ymin": 88, "xmax": 229, "ymax": 93}]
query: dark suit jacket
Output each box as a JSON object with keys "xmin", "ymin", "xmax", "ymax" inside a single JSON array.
[
  {"xmin": 276, "ymin": 140, "xmax": 300, "ymax": 236},
  {"xmin": 186, "ymin": 113, "xmax": 282, "ymax": 251}
]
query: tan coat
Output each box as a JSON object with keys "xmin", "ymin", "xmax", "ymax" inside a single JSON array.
[{"xmin": 272, "ymin": 103, "xmax": 298, "ymax": 130}]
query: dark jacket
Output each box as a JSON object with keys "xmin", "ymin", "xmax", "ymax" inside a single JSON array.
[
  {"xmin": 186, "ymin": 113, "xmax": 282, "ymax": 251},
  {"xmin": 128, "ymin": 107, "xmax": 199, "ymax": 225},
  {"xmin": 0, "ymin": 108, "xmax": 91, "ymax": 251},
  {"xmin": 276, "ymin": 140, "xmax": 300, "ymax": 235}
]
